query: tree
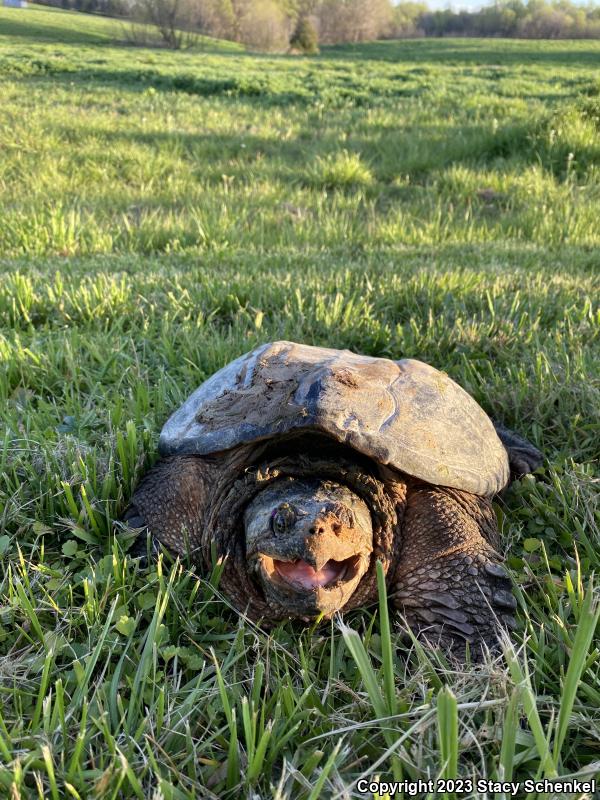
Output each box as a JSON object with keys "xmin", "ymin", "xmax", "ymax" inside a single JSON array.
[
  {"xmin": 316, "ymin": 0, "xmax": 393, "ymax": 44},
  {"xmin": 196, "ymin": 0, "xmax": 237, "ymax": 41},
  {"xmin": 131, "ymin": 0, "xmax": 198, "ymax": 47},
  {"xmin": 290, "ymin": 14, "xmax": 319, "ymax": 52},
  {"xmin": 389, "ymin": 3, "xmax": 428, "ymax": 38},
  {"xmin": 116, "ymin": 0, "xmax": 600, "ymax": 50}
]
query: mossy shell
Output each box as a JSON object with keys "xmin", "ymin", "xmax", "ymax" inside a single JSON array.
[{"xmin": 159, "ymin": 341, "xmax": 509, "ymax": 497}]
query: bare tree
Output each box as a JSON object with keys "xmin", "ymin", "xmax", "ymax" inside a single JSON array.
[
  {"xmin": 239, "ymin": 0, "xmax": 292, "ymax": 49},
  {"xmin": 196, "ymin": 0, "xmax": 237, "ymax": 41},
  {"xmin": 316, "ymin": 0, "xmax": 393, "ymax": 44},
  {"xmin": 131, "ymin": 0, "xmax": 199, "ymax": 47}
]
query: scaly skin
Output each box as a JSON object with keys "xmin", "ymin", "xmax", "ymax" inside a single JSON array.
[
  {"xmin": 123, "ymin": 451, "xmax": 517, "ymax": 651},
  {"xmin": 493, "ymin": 422, "xmax": 543, "ymax": 481},
  {"xmin": 123, "ymin": 455, "xmax": 217, "ymax": 558},
  {"xmin": 125, "ymin": 449, "xmax": 402, "ymax": 620},
  {"xmin": 392, "ymin": 484, "xmax": 517, "ymax": 652}
]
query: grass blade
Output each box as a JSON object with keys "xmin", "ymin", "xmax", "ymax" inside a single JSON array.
[
  {"xmin": 437, "ymin": 686, "xmax": 458, "ymax": 799},
  {"xmin": 553, "ymin": 582, "xmax": 600, "ymax": 764},
  {"xmin": 376, "ymin": 560, "xmax": 397, "ymax": 716}
]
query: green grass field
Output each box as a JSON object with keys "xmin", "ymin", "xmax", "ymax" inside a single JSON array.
[{"xmin": 0, "ymin": 5, "xmax": 599, "ymax": 798}]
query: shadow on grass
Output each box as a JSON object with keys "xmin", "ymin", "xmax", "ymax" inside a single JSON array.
[
  {"xmin": 320, "ymin": 38, "xmax": 600, "ymax": 68},
  {"xmin": 53, "ymin": 109, "xmax": 598, "ymax": 184},
  {"xmin": 2, "ymin": 243, "xmax": 599, "ymax": 281},
  {"xmin": 2, "ymin": 61, "xmax": 428, "ymax": 107}
]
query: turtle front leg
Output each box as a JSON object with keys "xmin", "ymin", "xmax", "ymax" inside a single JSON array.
[
  {"xmin": 392, "ymin": 485, "xmax": 516, "ymax": 654},
  {"xmin": 122, "ymin": 455, "xmax": 217, "ymax": 562}
]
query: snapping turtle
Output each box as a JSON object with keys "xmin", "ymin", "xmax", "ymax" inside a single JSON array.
[{"xmin": 124, "ymin": 341, "xmax": 542, "ymax": 650}]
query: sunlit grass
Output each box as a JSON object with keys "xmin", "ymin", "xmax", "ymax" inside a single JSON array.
[
  {"xmin": 305, "ymin": 150, "xmax": 374, "ymax": 189},
  {"xmin": 1, "ymin": 8, "xmax": 600, "ymax": 256}
]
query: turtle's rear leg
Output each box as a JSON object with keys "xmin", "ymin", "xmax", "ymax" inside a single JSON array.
[
  {"xmin": 121, "ymin": 455, "xmax": 217, "ymax": 563},
  {"xmin": 392, "ymin": 485, "xmax": 516, "ymax": 655},
  {"xmin": 493, "ymin": 421, "xmax": 543, "ymax": 481}
]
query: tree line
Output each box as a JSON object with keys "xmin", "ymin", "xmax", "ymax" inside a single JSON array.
[
  {"xmin": 406, "ymin": 0, "xmax": 600, "ymax": 40},
  {"xmin": 38, "ymin": 0, "xmax": 600, "ymax": 49}
]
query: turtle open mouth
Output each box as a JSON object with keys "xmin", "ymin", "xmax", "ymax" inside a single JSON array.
[
  {"xmin": 264, "ymin": 555, "xmax": 361, "ymax": 591},
  {"xmin": 244, "ymin": 476, "xmax": 375, "ymax": 615}
]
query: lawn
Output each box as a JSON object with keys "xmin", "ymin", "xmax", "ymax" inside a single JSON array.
[{"xmin": 0, "ymin": 5, "xmax": 599, "ymax": 798}]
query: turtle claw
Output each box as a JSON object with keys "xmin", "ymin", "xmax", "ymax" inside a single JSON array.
[
  {"xmin": 128, "ymin": 533, "xmax": 162, "ymax": 565},
  {"xmin": 121, "ymin": 506, "xmax": 161, "ymax": 565},
  {"xmin": 122, "ymin": 513, "xmax": 146, "ymax": 530}
]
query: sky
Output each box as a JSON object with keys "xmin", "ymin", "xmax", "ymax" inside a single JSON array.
[
  {"xmin": 424, "ymin": 0, "xmax": 594, "ymax": 8},
  {"xmin": 425, "ymin": 0, "xmax": 484, "ymax": 8}
]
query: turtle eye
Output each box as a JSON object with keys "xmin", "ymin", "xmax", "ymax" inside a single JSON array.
[{"xmin": 271, "ymin": 504, "xmax": 296, "ymax": 534}]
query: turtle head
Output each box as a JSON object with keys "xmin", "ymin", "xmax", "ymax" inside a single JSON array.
[{"xmin": 244, "ymin": 478, "xmax": 373, "ymax": 619}]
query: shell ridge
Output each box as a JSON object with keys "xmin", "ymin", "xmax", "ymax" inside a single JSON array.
[
  {"xmin": 292, "ymin": 352, "xmax": 341, "ymax": 407},
  {"xmin": 378, "ymin": 371, "xmax": 403, "ymax": 432}
]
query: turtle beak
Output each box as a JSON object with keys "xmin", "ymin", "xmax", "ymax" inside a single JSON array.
[
  {"xmin": 302, "ymin": 511, "xmax": 369, "ymax": 572},
  {"xmin": 260, "ymin": 510, "xmax": 372, "ymax": 614}
]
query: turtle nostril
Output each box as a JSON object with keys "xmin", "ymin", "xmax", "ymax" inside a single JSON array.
[
  {"xmin": 309, "ymin": 523, "xmax": 331, "ymax": 535},
  {"xmin": 332, "ymin": 522, "xmax": 342, "ymax": 535}
]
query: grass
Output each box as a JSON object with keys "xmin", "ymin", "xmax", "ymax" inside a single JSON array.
[{"xmin": 0, "ymin": 4, "xmax": 599, "ymax": 798}]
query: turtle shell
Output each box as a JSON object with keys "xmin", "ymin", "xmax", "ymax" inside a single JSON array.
[{"xmin": 158, "ymin": 341, "xmax": 509, "ymax": 497}]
